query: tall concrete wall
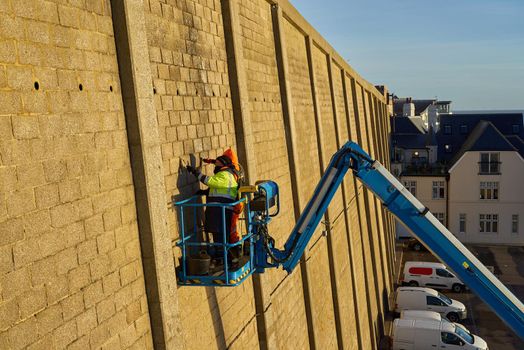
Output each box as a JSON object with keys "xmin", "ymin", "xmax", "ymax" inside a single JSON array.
[{"xmin": 0, "ymin": 0, "xmax": 394, "ymax": 349}]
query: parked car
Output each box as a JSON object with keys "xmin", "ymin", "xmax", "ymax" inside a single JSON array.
[
  {"xmin": 406, "ymin": 238, "xmax": 426, "ymax": 251},
  {"xmin": 392, "ymin": 318, "xmax": 488, "ymax": 350},
  {"xmin": 403, "ymin": 261, "xmax": 467, "ymax": 293},
  {"xmin": 395, "ymin": 288, "xmax": 467, "ymax": 323}
]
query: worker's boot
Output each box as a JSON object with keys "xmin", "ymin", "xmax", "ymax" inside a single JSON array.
[{"xmin": 228, "ymin": 245, "xmax": 242, "ymax": 268}]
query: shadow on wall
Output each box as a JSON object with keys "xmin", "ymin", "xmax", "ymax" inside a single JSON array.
[
  {"xmin": 173, "ymin": 154, "xmax": 205, "ymax": 243},
  {"xmin": 206, "ymin": 287, "xmax": 228, "ymax": 349}
]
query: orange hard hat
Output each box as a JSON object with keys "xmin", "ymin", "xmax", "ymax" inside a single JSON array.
[{"xmin": 222, "ymin": 148, "xmax": 240, "ymax": 171}]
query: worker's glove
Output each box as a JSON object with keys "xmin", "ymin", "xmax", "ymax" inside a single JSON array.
[{"xmin": 186, "ymin": 165, "xmax": 200, "ymax": 177}]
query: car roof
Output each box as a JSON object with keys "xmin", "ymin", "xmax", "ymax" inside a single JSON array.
[
  {"xmin": 395, "ymin": 319, "xmax": 455, "ymax": 332},
  {"xmin": 397, "ymin": 286, "xmax": 439, "ymax": 296},
  {"xmin": 404, "ymin": 261, "xmax": 446, "ymax": 269},
  {"xmin": 401, "ymin": 310, "xmax": 442, "ymax": 321}
]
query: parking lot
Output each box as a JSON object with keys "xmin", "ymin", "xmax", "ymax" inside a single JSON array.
[{"xmin": 401, "ymin": 243, "xmax": 524, "ymax": 350}]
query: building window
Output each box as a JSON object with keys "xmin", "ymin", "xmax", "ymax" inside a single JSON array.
[
  {"xmin": 512, "ymin": 215, "xmax": 519, "ymax": 234},
  {"xmin": 459, "ymin": 214, "xmax": 466, "ymax": 233},
  {"xmin": 435, "ymin": 212, "xmax": 445, "ymax": 225},
  {"xmin": 443, "ymin": 125, "xmax": 452, "ymax": 135},
  {"xmin": 479, "ymin": 152, "xmax": 500, "ymax": 174},
  {"xmin": 460, "ymin": 125, "xmax": 468, "ymax": 134},
  {"xmin": 480, "ymin": 214, "xmax": 498, "ymax": 233},
  {"xmin": 480, "ymin": 182, "xmax": 499, "ymax": 200},
  {"xmin": 513, "ymin": 124, "xmax": 520, "ymax": 134},
  {"xmin": 432, "ymin": 181, "xmax": 445, "ymax": 199},
  {"xmin": 403, "ymin": 180, "xmax": 417, "ymax": 196}
]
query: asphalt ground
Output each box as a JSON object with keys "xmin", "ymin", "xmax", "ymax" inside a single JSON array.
[{"xmin": 400, "ymin": 243, "xmax": 524, "ymax": 350}]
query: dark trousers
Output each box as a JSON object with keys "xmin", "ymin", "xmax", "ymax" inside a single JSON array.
[{"xmin": 205, "ymin": 197, "xmax": 234, "ymax": 259}]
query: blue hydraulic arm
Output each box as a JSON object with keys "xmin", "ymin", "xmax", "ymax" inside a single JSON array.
[{"xmin": 261, "ymin": 141, "xmax": 524, "ymax": 338}]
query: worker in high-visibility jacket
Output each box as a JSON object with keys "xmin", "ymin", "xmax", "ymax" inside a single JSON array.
[{"xmin": 186, "ymin": 149, "xmax": 243, "ymax": 261}]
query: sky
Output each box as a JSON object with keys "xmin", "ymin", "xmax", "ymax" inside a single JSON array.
[{"xmin": 289, "ymin": 0, "xmax": 524, "ymax": 111}]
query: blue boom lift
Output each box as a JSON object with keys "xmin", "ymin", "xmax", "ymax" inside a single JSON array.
[{"xmin": 173, "ymin": 141, "xmax": 524, "ymax": 338}]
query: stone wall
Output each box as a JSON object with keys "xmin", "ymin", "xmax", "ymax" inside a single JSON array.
[
  {"xmin": 0, "ymin": 0, "xmax": 395, "ymax": 349},
  {"xmin": 0, "ymin": 1, "xmax": 152, "ymax": 349}
]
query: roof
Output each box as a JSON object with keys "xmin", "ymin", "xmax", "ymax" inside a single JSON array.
[
  {"xmin": 449, "ymin": 121, "xmax": 517, "ymax": 166},
  {"xmin": 397, "ymin": 287, "xmax": 438, "ymax": 295},
  {"xmin": 394, "ymin": 98, "xmax": 436, "ymax": 116},
  {"xmin": 392, "ymin": 134, "xmax": 427, "ymax": 149},
  {"xmin": 391, "ymin": 116, "xmax": 426, "ymax": 134},
  {"xmin": 436, "ymin": 113, "xmax": 524, "ymax": 162},
  {"xmin": 404, "ymin": 261, "xmax": 446, "ymax": 268},
  {"xmin": 506, "ymin": 135, "xmax": 524, "ymax": 156}
]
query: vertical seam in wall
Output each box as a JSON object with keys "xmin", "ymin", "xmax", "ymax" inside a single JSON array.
[
  {"xmin": 110, "ymin": 1, "xmax": 184, "ymax": 349},
  {"xmin": 367, "ymin": 94, "xmax": 391, "ymax": 312},
  {"xmin": 326, "ymin": 55, "xmax": 345, "ymax": 350},
  {"xmin": 350, "ymin": 78, "xmax": 377, "ymax": 350},
  {"xmin": 272, "ymin": 6, "xmax": 316, "ymax": 350},
  {"xmin": 374, "ymin": 95, "xmax": 395, "ymax": 295},
  {"xmin": 300, "ymin": 34, "xmax": 323, "ymax": 350},
  {"xmin": 340, "ymin": 70, "xmax": 364, "ymax": 350},
  {"xmin": 220, "ymin": 1, "xmax": 265, "ymax": 350},
  {"xmin": 360, "ymin": 87, "xmax": 386, "ymax": 341}
]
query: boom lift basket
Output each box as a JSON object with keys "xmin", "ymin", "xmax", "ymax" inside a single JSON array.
[
  {"xmin": 173, "ymin": 180, "xmax": 280, "ymax": 287},
  {"xmin": 173, "ymin": 195, "xmax": 254, "ymax": 286}
]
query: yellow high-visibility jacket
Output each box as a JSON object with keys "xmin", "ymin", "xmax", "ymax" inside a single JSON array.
[{"xmin": 198, "ymin": 170, "xmax": 238, "ymax": 200}]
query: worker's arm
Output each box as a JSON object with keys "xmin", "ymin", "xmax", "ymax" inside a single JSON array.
[{"xmin": 198, "ymin": 171, "xmax": 233, "ymax": 188}]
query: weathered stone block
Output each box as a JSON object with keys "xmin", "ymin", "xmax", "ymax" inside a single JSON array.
[
  {"xmin": 89, "ymin": 253, "xmax": 111, "ymax": 281},
  {"xmin": 0, "ymin": 298, "xmax": 19, "ymax": 331},
  {"xmin": 8, "ymin": 316, "xmax": 38, "ymax": 350},
  {"xmin": 35, "ymin": 304, "xmax": 63, "ymax": 336},
  {"xmin": 17, "ymin": 162, "xmax": 45, "ymax": 188},
  {"xmin": 55, "ymin": 247, "xmax": 78, "ymax": 276},
  {"xmin": 53, "ymin": 319, "xmax": 77, "ymax": 349},
  {"xmin": 57, "ymin": 5, "xmax": 80, "ymax": 28},
  {"xmin": 0, "ymin": 91, "xmax": 22, "ymax": 115},
  {"xmin": 2, "ymin": 267, "xmax": 31, "ymax": 300},
  {"xmin": 35, "ymin": 183, "xmax": 60, "ymax": 209},
  {"xmin": 45, "ymin": 275, "xmax": 69, "ymax": 305},
  {"xmin": 96, "ymin": 297, "xmax": 116, "ymax": 324},
  {"xmin": 76, "ymin": 307, "xmax": 97, "ymax": 336},
  {"xmin": 18, "ymin": 285, "xmax": 47, "ymax": 319},
  {"xmin": 68, "ymin": 264, "xmax": 91, "ymax": 292},
  {"xmin": 61, "ymin": 292, "xmax": 85, "ymax": 321},
  {"xmin": 50, "ymin": 202, "xmax": 79, "ymax": 228},
  {"xmin": 84, "ymin": 280, "xmax": 104, "ymax": 308},
  {"xmin": 58, "ymin": 179, "xmax": 82, "ymax": 203},
  {"xmin": 7, "ymin": 188, "xmax": 35, "ymax": 217}
]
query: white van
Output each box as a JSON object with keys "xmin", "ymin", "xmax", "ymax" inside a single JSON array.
[
  {"xmin": 395, "ymin": 287, "xmax": 467, "ymax": 322},
  {"xmin": 392, "ymin": 318, "xmax": 488, "ymax": 350},
  {"xmin": 403, "ymin": 261, "xmax": 466, "ymax": 293}
]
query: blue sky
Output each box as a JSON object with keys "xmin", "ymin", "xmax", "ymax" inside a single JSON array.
[{"xmin": 290, "ymin": 0, "xmax": 524, "ymax": 110}]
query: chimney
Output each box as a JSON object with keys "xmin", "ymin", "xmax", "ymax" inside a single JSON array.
[{"xmin": 403, "ymin": 98, "xmax": 415, "ymax": 117}]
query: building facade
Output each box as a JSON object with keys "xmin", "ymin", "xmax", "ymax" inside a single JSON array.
[{"xmin": 391, "ymin": 99, "xmax": 524, "ymax": 245}]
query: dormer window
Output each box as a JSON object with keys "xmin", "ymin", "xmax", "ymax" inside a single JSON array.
[
  {"xmin": 513, "ymin": 124, "xmax": 520, "ymax": 134},
  {"xmin": 443, "ymin": 125, "xmax": 452, "ymax": 135},
  {"xmin": 460, "ymin": 125, "xmax": 468, "ymax": 134}
]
